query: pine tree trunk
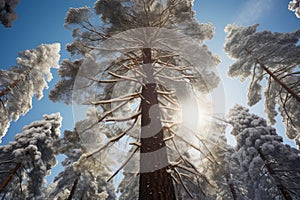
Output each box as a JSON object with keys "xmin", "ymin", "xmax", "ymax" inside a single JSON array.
[{"xmin": 139, "ymin": 48, "xmax": 176, "ymax": 200}]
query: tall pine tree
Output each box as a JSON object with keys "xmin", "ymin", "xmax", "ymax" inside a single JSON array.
[
  {"xmin": 0, "ymin": 113, "xmax": 62, "ymax": 199},
  {"xmin": 228, "ymin": 105, "xmax": 300, "ymax": 199},
  {"xmin": 224, "ymin": 24, "xmax": 300, "ymax": 147},
  {"xmin": 50, "ymin": 1, "xmax": 220, "ymax": 199}
]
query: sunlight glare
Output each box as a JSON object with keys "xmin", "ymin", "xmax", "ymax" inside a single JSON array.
[{"xmin": 180, "ymin": 98, "xmax": 212, "ymax": 133}]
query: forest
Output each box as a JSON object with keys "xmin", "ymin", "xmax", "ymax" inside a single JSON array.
[{"xmin": 0, "ymin": 0, "xmax": 300, "ymax": 199}]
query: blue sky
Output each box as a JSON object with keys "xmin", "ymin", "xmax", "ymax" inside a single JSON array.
[
  {"xmin": 195, "ymin": 0, "xmax": 299, "ymax": 146},
  {"xmin": 0, "ymin": 0, "xmax": 299, "ymax": 181}
]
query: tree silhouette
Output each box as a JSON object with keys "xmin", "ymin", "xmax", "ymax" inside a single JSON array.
[{"xmin": 0, "ymin": 0, "xmax": 20, "ymax": 27}]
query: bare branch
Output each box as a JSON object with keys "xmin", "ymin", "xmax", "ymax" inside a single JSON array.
[
  {"xmin": 108, "ymin": 71, "xmax": 142, "ymax": 84},
  {"xmin": 155, "ymin": 60, "xmax": 193, "ymax": 72},
  {"xmin": 107, "ymin": 146, "xmax": 139, "ymax": 182},
  {"xmin": 163, "ymin": 134, "xmax": 175, "ymax": 142},
  {"xmin": 156, "ymin": 74, "xmax": 198, "ymax": 82},
  {"xmin": 153, "ymin": 54, "xmax": 179, "ymax": 60},
  {"xmin": 173, "ymin": 168, "xmax": 194, "ymax": 199},
  {"xmin": 159, "ymin": 92, "xmax": 180, "ymax": 106},
  {"xmin": 157, "ymin": 90, "xmax": 176, "ymax": 95},
  {"xmin": 159, "ymin": 105, "xmax": 180, "ymax": 112},
  {"xmin": 167, "ymin": 127, "xmax": 216, "ymax": 164},
  {"xmin": 88, "ymin": 92, "xmax": 140, "ymax": 105},
  {"xmin": 153, "ymin": 56, "xmax": 174, "ymax": 76},
  {"xmin": 170, "ymin": 173, "xmax": 180, "ymax": 185},
  {"xmin": 86, "ymin": 112, "xmax": 140, "ymax": 159},
  {"xmin": 129, "ymin": 141, "xmax": 141, "ymax": 147},
  {"xmin": 98, "ymin": 100, "xmax": 131, "ymax": 122},
  {"xmin": 105, "ymin": 111, "xmax": 141, "ymax": 122}
]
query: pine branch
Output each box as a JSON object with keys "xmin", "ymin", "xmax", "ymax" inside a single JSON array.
[
  {"xmin": 261, "ymin": 63, "xmax": 300, "ymax": 103},
  {"xmin": 97, "ymin": 100, "xmax": 132, "ymax": 122},
  {"xmin": 0, "ymin": 69, "xmax": 31, "ymax": 98},
  {"xmin": 0, "ymin": 161, "xmax": 22, "ymax": 193},
  {"xmin": 166, "ymin": 127, "xmax": 215, "ymax": 164},
  {"xmin": 108, "ymin": 71, "xmax": 142, "ymax": 84},
  {"xmin": 169, "ymin": 135, "xmax": 209, "ymax": 195},
  {"xmin": 257, "ymin": 148, "xmax": 293, "ymax": 200},
  {"xmin": 159, "ymin": 92, "xmax": 179, "ymax": 106},
  {"xmin": 157, "ymin": 90, "xmax": 176, "ymax": 95},
  {"xmin": 67, "ymin": 173, "xmax": 81, "ymax": 200},
  {"xmin": 173, "ymin": 168, "xmax": 194, "ymax": 199}
]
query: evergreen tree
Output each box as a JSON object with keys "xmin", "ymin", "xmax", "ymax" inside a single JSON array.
[
  {"xmin": 1, "ymin": 1, "xmax": 299, "ymax": 199},
  {"xmin": 48, "ymin": 109, "xmax": 116, "ymax": 200},
  {"xmin": 224, "ymin": 24, "xmax": 300, "ymax": 147},
  {"xmin": 228, "ymin": 105, "xmax": 300, "ymax": 200},
  {"xmin": 289, "ymin": 0, "xmax": 300, "ymax": 18},
  {"xmin": 50, "ymin": 0, "xmax": 220, "ymax": 199},
  {"xmin": 0, "ymin": 0, "xmax": 20, "ymax": 27},
  {"xmin": 200, "ymin": 122, "xmax": 238, "ymax": 200},
  {"xmin": 0, "ymin": 43, "xmax": 61, "ymax": 141},
  {"xmin": 0, "ymin": 113, "xmax": 62, "ymax": 199}
]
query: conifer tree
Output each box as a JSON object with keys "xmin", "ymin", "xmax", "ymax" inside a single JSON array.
[
  {"xmin": 0, "ymin": 43, "xmax": 61, "ymax": 141},
  {"xmin": 289, "ymin": 0, "xmax": 300, "ymax": 18},
  {"xmin": 0, "ymin": 0, "xmax": 20, "ymax": 27},
  {"xmin": 50, "ymin": 1, "xmax": 220, "ymax": 199},
  {"xmin": 199, "ymin": 122, "xmax": 239, "ymax": 200},
  {"xmin": 48, "ymin": 110, "xmax": 116, "ymax": 200},
  {"xmin": 0, "ymin": 113, "xmax": 62, "ymax": 199},
  {"xmin": 224, "ymin": 24, "xmax": 300, "ymax": 147},
  {"xmin": 228, "ymin": 105, "xmax": 300, "ymax": 199},
  {"xmin": 1, "ymin": 1, "xmax": 299, "ymax": 200}
]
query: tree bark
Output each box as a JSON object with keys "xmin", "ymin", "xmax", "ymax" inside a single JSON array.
[{"xmin": 139, "ymin": 48, "xmax": 176, "ymax": 200}]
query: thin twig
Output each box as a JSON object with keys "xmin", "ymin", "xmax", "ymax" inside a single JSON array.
[
  {"xmin": 107, "ymin": 146, "xmax": 139, "ymax": 182},
  {"xmin": 86, "ymin": 113, "xmax": 140, "ymax": 158}
]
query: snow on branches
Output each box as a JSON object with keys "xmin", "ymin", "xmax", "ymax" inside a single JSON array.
[
  {"xmin": 0, "ymin": 43, "xmax": 61, "ymax": 141},
  {"xmin": 228, "ymin": 105, "xmax": 300, "ymax": 199},
  {"xmin": 92, "ymin": 0, "xmax": 214, "ymax": 41},
  {"xmin": 288, "ymin": 0, "xmax": 300, "ymax": 18},
  {"xmin": 48, "ymin": 119, "xmax": 116, "ymax": 200},
  {"xmin": 0, "ymin": 113, "xmax": 62, "ymax": 199},
  {"xmin": 52, "ymin": 0, "xmax": 221, "ymax": 199},
  {"xmin": 224, "ymin": 24, "xmax": 300, "ymax": 146}
]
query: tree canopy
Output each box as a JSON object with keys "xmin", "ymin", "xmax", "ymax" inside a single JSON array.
[{"xmin": 0, "ymin": 0, "xmax": 299, "ymax": 199}]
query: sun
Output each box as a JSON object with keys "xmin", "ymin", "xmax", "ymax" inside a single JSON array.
[{"xmin": 180, "ymin": 97, "xmax": 213, "ymax": 132}]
